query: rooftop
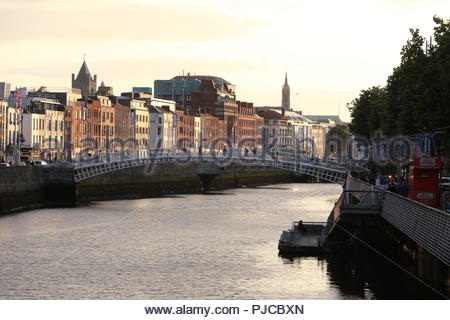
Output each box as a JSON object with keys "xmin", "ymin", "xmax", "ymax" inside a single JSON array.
[{"xmin": 303, "ymin": 115, "xmax": 343, "ymax": 124}]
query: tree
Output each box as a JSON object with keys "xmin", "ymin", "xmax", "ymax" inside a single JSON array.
[
  {"xmin": 348, "ymin": 16, "xmax": 450, "ymax": 147},
  {"xmin": 347, "ymin": 86, "xmax": 385, "ymax": 139}
]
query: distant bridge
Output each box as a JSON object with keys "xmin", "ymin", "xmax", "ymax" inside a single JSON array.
[{"xmin": 69, "ymin": 151, "xmax": 365, "ymax": 184}]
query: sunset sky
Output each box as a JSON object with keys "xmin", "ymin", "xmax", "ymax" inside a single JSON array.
[{"xmin": 1, "ymin": 0, "xmax": 449, "ymax": 121}]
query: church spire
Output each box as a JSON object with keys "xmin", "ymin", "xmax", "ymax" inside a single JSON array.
[{"xmin": 282, "ymin": 72, "xmax": 290, "ymax": 112}]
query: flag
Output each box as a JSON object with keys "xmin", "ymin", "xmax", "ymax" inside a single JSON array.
[
  {"xmin": 14, "ymin": 88, "xmax": 20, "ymax": 111},
  {"xmin": 129, "ymin": 110, "xmax": 135, "ymax": 125}
]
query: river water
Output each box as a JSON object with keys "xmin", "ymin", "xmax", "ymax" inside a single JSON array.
[{"xmin": 0, "ymin": 183, "xmax": 442, "ymax": 299}]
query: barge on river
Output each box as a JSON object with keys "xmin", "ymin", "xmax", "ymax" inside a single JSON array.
[{"xmin": 278, "ymin": 221, "xmax": 325, "ymax": 255}]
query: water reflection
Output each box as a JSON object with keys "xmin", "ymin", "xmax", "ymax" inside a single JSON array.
[{"xmin": 0, "ymin": 183, "xmax": 442, "ymax": 299}]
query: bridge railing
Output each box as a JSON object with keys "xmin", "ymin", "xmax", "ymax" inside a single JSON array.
[
  {"xmin": 346, "ymin": 175, "xmax": 450, "ymax": 266},
  {"xmin": 72, "ymin": 149, "xmax": 350, "ymax": 172},
  {"xmin": 381, "ymin": 191, "xmax": 450, "ymax": 266},
  {"xmin": 342, "ymin": 190, "xmax": 383, "ymax": 210}
]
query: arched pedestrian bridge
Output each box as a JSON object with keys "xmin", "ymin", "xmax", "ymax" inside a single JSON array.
[{"xmin": 70, "ymin": 152, "xmax": 365, "ymax": 184}]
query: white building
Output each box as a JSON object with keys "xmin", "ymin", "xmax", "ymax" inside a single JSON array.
[
  {"xmin": 22, "ymin": 100, "xmax": 65, "ymax": 161},
  {"xmin": 311, "ymin": 124, "xmax": 327, "ymax": 158},
  {"xmin": 256, "ymin": 108, "xmax": 315, "ymax": 156},
  {"xmin": 7, "ymin": 107, "xmax": 20, "ymax": 147},
  {"xmin": 194, "ymin": 116, "xmax": 201, "ymax": 151},
  {"xmin": 149, "ymin": 98, "xmax": 176, "ymax": 154},
  {"xmin": 125, "ymin": 98, "xmax": 149, "ymax": 159},
  {"xmin": 0, "ymin": 99, "xmax": 8, "ymax": 160}
]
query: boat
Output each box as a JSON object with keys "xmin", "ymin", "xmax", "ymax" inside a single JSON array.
[{"xmin": 278, "ymin": 221, "xmax": 326, "ymax": 255}]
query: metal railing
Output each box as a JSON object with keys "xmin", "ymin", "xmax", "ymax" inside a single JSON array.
[
  {"xmin": 345, "ymin": 175, "xmax": 450, "ymax": 266},
  {"xmin": 71, "ymin": 149, "xmax": 354, "ymax": 184},
  {"xmin": 342, "ymin": 190, "xmax": 383, "ymax": 210},
  {"xmin": 381, "ymin": 191, "xmax": 450, "ymax": 266},
  {"xmin": 73, "ymin": 154, "xmax": 348, "ymax": 184}
]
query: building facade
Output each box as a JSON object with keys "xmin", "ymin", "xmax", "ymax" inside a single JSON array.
[
  {"xmin": 154, "ymin": 75, "xmax": 238, "ymax": 141},
  {"xmin": 311, "ymin": 124, "xmax": 327, "ymax": 158},
  {"xmin": 22, "ymin": 100, "xmax": 65, "ymax": 161},
  {"xmin": 257, "ymin": 109, "xmax": 294, "ymax": 155},
  {"xmin": 64, "ymin": 101, "xmax": 87, "ymax": 159},
  {"xmin": 111, "ymin": 99, "xmax": 132, "ymax": 154},
  {"xmin": 0, "ymin": 82, "xmax": 11, "ymax": 99},
  {"xmin": 149, "ymin": 98, "xmax": 176, "ymax": 154},
  {"xmin": 0, "ymin": 99, "xmax": 8, "ymax": 160},
  {"xmin": 5, "ymin": 107, "xmax": 20, "ymax": 163},
  {"xmin": 235, "ymin": 101, "xmax": 258, "ymax": 150},
  {"xmin": 175, "ymin": 110, "xmax": 195, "ymax": 151},
  {"xmin": 120, "ymin": 98, "xmax": 149, "ymax": 158},
  {"xmin": 200, "ymin": 114, "xmax": 226, "ymax": 155}
]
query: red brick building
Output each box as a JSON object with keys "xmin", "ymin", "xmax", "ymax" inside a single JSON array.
[
  {"xmin": 86, "ymin": 98, "xmax": 102, "ymax": 154},
  {"xmin": 200, "ymin": 114, "xmax": 226, "ymax": 153},
  {"xmin": 175, "ymin": 110, "xmax": 195, "ymax": 149},
  {"xmin": 111, "ymin": 99, "xmax": 132, "ymax": 152},
  {"xmin": 64, "ymin": 101, "xmax": 87, "ymax": 159},
  {"xmin": 235, "ymin": 101, "xmax": 258, "ymax": 149}
]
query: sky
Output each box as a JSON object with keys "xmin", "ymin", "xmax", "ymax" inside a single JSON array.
[{"xmin": 0, "ymin": 0, "xmax": 449, "ymax": 121}]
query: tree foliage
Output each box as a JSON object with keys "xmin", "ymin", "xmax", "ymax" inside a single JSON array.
[{"xmin": 348, "ymin": 16, "xmax": 450, "ymax": 140}]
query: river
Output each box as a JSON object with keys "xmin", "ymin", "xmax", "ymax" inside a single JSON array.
[{"xmin": 0, "ymin": 183, "xmax": 441, "ymax": 299}]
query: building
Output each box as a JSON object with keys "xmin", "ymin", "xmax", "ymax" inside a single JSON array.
[
  {"xmin": 0, "ymin": 99, "xmax": 8, "ymax": 160},
  {"xmin": 303, "ymin": 115, "xmax": 343, "ymax": 126},
  {"xmin": 119, "ymin": 97, "xmax": 149, "ymax": 158},
  {"xmin": 256, "ymin": 109, "xmax": 294, "ymax": 154},
  {"xmin": 109, "ymin": 97, "xmax": 132, "ymax": 155},
  {"xmin": 235, "ymin": 101, "xmax": 258, "ymax": 150},
  {"xmin": 132, "ymin": 87, "xmax": 152, "ymax": 96},
  {"xmin": 98, "ymin": 96, "xmax": 115, "ymax": 153},
  {"xmin": 311, "ymin": 124, "xmax": 326, "ymax": 158},
  {"xmin": 255, "ymin": 115, "xmax": 264, "ymax": 152},
  {"xmin": 200, "ymin": 114, "xmax": 226, "ymax": 154},
  {"xmin": 0, "ymin": 82, "xmax": 11, "ymax": 99},
  {"xmin": 97, "ymin": 81, "xmax": 114, "ymax": 96},
  {"xmin": 303, "ymin": 115, "xmax": 344, "ymax": 159},
  {"xmin": 8, "ymin": 87, "xmax": 43, "ymax": 111},
  {"xmin": 149, "ymin": 98, "xmax": 176, "ymax": 154},
  {"xmin": 64, "ymin": 101, "xmax": 87, "ymax": 159},
  {"xmin": 85, "ymin": 98, "xmax": 102, "ymax": 156},
  {"xmin": 47, "ymin": 87, "xmax": 82, "ymax": 106},
  {"xmin": 22, "ymin": 100, "xmax": 65, "ymax": 161},
  {"xmin": 175, "ymin": 110, "xmax": 195, "ymax": 150},
  {"xmin": 194, "ymin": 116, "xmax": 201, "ymax": 151},
  {"xmin": 121, "ymin": 91, "xmax": 152, "ymax": 100},
  {"xmin": 154, "ymin": 75, "xmax": 238, "ymax": 140},
  {"xmin": 7, "ymin": 107, "xmax": 21, "ymax": 163},
  {"xmin": 72, "ymin": 60, "xmax": 97, "ymax": 96},
  {"xmin": 255, "ymin": 107, "xmax": 314, "ymax": 155},
  {"xmin": 282, "ymin": 73, "xmax": 290, "ymax": 111}
]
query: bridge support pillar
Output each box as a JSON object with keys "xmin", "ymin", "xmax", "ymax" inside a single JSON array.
[
  {"xmin": 196, "ymin": 163, "xmax": 221, "ymax": 192},
  {"xmin": 43, "ymin": 167, "xmax": 78, "ymax": 207}
]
